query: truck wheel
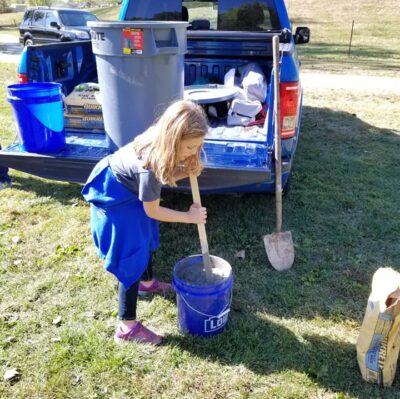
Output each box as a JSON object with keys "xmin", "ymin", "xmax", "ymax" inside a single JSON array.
[{"xmin": 24, "ymin": 38, "xmax": 34, "ymax": 47}]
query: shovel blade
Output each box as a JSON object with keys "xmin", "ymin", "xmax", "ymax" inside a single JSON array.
[{"xmin": 263, "ymin": 231, "xmax": 295, "ymax": 271}]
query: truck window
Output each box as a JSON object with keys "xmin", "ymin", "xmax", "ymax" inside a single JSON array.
[
  {"xmin": 124, "ymin": 0, "xmax": 182, "ymax": 21},
  {"xmin": 123, "ymin": 0, "xmax": 279, "ymax": 31},
  {"xmin": 218, "ymin": 0, "xmax": 280, "ymax": 31},
  {"xmin": 183, "ymin": 1, "xmax": 217, "ymax": 29},
  {"xmin": 184, "ymin": 1, "xmax": 280, "ymax": 31}
]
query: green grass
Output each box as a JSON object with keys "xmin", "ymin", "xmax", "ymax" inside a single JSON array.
[
  {"xmin": 0, "ymin": 11, "xmax": 22, "ymax": 38},
  {"xmin": 1, "ymin": 54, "xmax": 400, "ymax": 398},
  {"xmin": 92, "ymin": 6, "xmax": 120, "ymax": 21},
  {"xmin": 288, "ymin": 0, "xmax": 400, "ymax": 76},
  {"xmin": 0, "ymin": 11, "xmax": 23, "ymax": 27}
]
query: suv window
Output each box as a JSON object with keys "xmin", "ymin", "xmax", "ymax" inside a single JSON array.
[
  {"xmin": 45, "ymin": 11, "xmax": 59, "ymax": 28},
  {"xmin": 32, "ymin": 10, "xmax": 46, "ymax": 27},
  {"xmin": 22, "ymin": 9, "xmax": 34, "ymax": 26},
  {"xmin": 58, "ymin": 10, "xmax": 97, "ymax": 26}
]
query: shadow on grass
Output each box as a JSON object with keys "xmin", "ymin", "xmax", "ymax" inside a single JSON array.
[
  {"xmin": 0, "ymin": 25, "xmax": 19, "ymax": 30},
  {"xmin": 0, "ymin": 43, "xmax": 22, "ymax": 54},
  {"xmin": 166, "ymin": 314, "xmax": 400, "ymax": 397},
  {"xmin": 10, "ymin": 174, "xmax": 83, "ymax": 205},
  {"xmin": 159, "ymin": 105, "xmax": 400, "ymax": 323}
]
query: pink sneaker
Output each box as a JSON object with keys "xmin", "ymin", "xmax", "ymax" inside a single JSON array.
[
  {"xmin": 114, "ymin": 321, "xmax": 163, "ymax": 345},
  {"xmin": 138, "ymin": 279, "xmax": 173, "ymax": 296}
]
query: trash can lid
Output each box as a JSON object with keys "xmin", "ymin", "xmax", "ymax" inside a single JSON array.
[
  {"xmin": 184, "ymin": 84, "xmax": 239, "ymax": 104},
  {"xmin": 88, "ymin": 21, "xmax": 188, "ymax": 29}
]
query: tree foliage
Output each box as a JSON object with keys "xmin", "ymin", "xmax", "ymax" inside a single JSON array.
[
  {"xmin": 0, "ymin": 0, "xmax": 9, "ymax": 14},
  {"xmin": 28, "ymin": 0, "xmax": 53, "ymax": 6}
]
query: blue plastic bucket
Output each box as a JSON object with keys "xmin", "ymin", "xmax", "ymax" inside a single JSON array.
[
  {"xmin": 7, "ymin": 83, "xmax": 65, "ymax": 153},
  {"xmin": 173, "ymin": 255, "xmax": 233, "ymax": 337}
]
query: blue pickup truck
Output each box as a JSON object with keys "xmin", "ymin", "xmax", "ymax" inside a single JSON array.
[{"xmin": 0, "ymin": 0, "xmax": 309, "ymax": 193}]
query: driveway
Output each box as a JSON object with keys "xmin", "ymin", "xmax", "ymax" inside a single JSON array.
[
  {"xmin": 301, "ymin": 71, "xmax": 400, "ymax": 94},
  {"xmin": 0, "ymin": 33, "xmax": 23, "ymax": 63}
]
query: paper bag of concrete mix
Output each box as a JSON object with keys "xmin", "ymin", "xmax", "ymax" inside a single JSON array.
[
  {"xmin": 357, "ymin": 267, "xmax": 400, "ymax": 386},
  {"xmin": 64, "ymin": 83, "xmax": 102, "ymax": 115}
]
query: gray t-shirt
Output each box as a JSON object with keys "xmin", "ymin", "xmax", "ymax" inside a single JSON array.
[{"xmin": 108, "ymin": 143, "xmax": 162, "ymax": 202}]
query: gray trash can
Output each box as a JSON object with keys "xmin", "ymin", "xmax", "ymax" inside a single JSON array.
[{"xmin": 88, "ymin": 21, "xmax": 188, "ymax": 150}]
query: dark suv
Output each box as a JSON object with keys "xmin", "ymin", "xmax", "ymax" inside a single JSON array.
[{"xmin": 19, "ymin": 7, "xmax": 98, "ymax": 46}]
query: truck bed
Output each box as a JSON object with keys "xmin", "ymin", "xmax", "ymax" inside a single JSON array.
[{"xmin": 0, "ymin": 30, "xmax": 300, "ymax": 193}]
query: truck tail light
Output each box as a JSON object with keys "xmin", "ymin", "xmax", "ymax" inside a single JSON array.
[
  {"xmin": 17, "ymin": 73, "xmax": 28, "ymax": 83},
  {"xmin": 280, "ymin": 82, "xmax": 300, "ymax": 139}
]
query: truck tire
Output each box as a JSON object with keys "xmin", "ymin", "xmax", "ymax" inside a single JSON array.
[{"xmin": 24, "ymin": 38, "xmax": 34, "ymax": 47}]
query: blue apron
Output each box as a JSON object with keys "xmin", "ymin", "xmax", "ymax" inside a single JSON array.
[{"xmin": 82, "ymin": 156, "xmax": 159, "ymax": 289}]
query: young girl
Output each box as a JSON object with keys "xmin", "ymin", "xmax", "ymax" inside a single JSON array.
[{"xmin": 82, "ymin": 100, "xmax": 208, "ymax": 345}]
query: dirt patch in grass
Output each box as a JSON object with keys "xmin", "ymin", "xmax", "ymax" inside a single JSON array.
[{"xmin": 302, "ymin": 72, "xmax": 400, "ymax": 134}]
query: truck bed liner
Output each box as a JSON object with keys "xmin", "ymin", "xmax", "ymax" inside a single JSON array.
[{"xmin": 0, "ymin": 129, "xmax": 272, "ymax": 191}]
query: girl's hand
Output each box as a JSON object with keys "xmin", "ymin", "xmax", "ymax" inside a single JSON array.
[{"xmin": 187, "ymin": 203, "xmax": 207, "ymax": 224}]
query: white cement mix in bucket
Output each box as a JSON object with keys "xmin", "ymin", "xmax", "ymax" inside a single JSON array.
[{"xmin": 175, "ymin": 256, "xmax": 230, "ymax": 286}]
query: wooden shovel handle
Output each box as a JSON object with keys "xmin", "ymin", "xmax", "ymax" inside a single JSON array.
[
  {"xmin": 273, "ymin": 35, "xmax": 282, "ymax": 234},
  {"xmin": 189, "ymin": 175, "xmax": 213, "ymax": 280}
]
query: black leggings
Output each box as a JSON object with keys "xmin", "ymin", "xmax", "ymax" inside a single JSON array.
[{"xmin": 118, "ymin": 254, "xmax": 154, "ymax": 320}]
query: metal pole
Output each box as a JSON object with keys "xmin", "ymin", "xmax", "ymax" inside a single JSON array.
[{"xmin": 348, "ymin": 20, "xmax": 354, "ymax": 56}]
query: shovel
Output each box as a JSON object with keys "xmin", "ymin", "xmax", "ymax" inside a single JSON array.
[
  {"xmin": 189, "ymin": 174, "xmax": 213, "ymax": 282},
  {"xmin": 263, "ymin": 35, "xmax": 295, "ymax": 271}
]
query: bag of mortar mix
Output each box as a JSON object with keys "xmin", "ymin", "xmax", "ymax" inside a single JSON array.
[
  {"xmin": 224, "ymin": 63, "xmax": 266, "ymax": 126},
  {"xmin": 357, "ymin": 267, "xmax": 400, "ymax": 386},
  {"xmin": 64, "ymin": 113, "xmax": 104, "ymax": 130},
  {"xmin": 64, "ymin": 83, "xmax": 102, "ymax": 115},
  {"xmin": 240, "ymin": 62, "xmax": 267, "ymax": 102}
]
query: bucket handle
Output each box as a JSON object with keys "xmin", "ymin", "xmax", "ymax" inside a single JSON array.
[{"xmin": 178, "ymin": 290, "xmax": 233, "ymax": 318}]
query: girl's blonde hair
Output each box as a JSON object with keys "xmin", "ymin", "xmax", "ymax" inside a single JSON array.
[{"xmin": 132, "ymin": 100, "xmax": 208, "ymax": 187}]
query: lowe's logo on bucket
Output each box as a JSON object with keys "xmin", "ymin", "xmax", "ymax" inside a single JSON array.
[{"xmin": 204, "ymin": 309, "xmax": 230, "ymax": 333}]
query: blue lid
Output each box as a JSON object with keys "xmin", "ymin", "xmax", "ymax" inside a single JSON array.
[{"xmin": 7, "ymin": 83, "xmax": 62, "ymax": 99}]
